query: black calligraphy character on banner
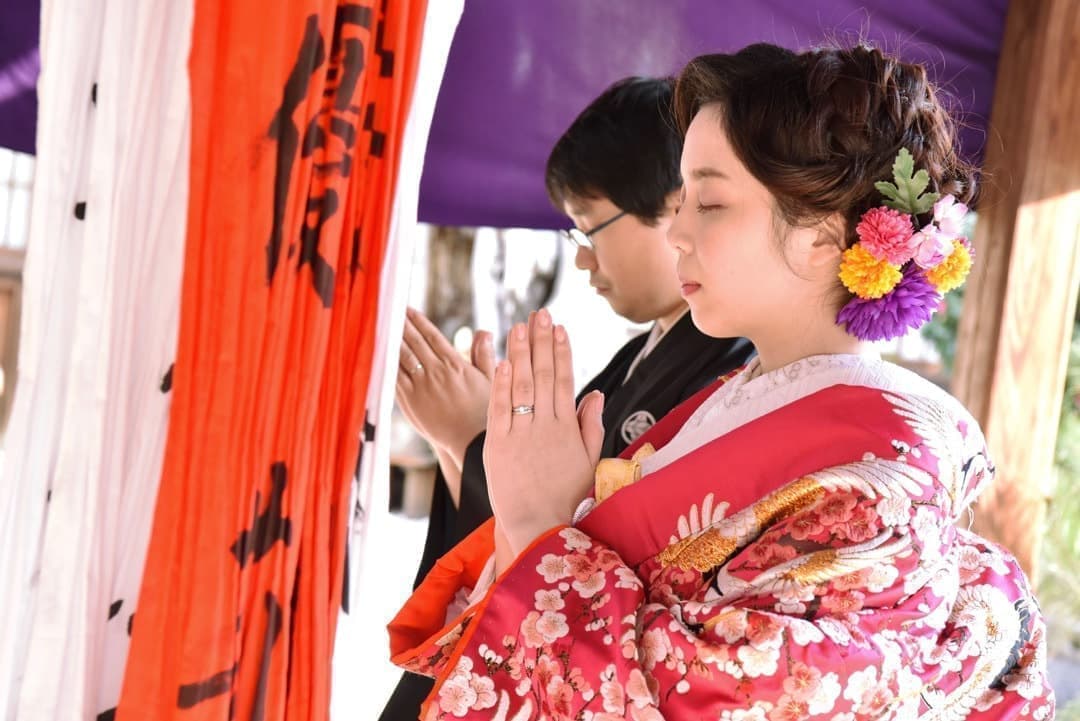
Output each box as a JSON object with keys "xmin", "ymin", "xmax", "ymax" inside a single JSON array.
[
  {"xmin": 267, "ymin": 4, "xmax": 377, "ymax": 308},
  {"xmin": 301, "ymin": 5, "xmax": 372, "ymax": 178},
  {"xmin": 230, "ymin": 462, "xmax": 293, "ymax": 568},
  {"xmin": 267, "ymin": 16, "xmax": 324, "ymax": 291},
  {"xmin": 250, "ymin": 592, "xmax": 284, "ymax": 721},
  {"xmin": 176, "ymin": 592, "xmax": 284, "ymax": 718},
  {"xmin": 177, "ymin": 664, "xmax": 237, "ymax": 710},
  {"xmin": 298, "ymin": 189, "xmax": 340, "ymax": 307},
  {"xmin": 373, "ymin": 0, "xmax": 395, "ymax": 78}
]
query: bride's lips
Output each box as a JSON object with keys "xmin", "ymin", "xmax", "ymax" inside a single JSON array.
[{"xmin": 680, "ymin": 280, "xmax": 701, "ymax": 297}]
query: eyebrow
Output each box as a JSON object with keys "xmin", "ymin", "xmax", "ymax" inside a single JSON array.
[{"xmin": 689, "ymin": 167, "xmax": 730, "ymax": 181}]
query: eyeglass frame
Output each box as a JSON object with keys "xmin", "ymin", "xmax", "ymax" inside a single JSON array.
[{"xmin": 560, "ymin": 210, "xmax": 628, "ymax": 250}]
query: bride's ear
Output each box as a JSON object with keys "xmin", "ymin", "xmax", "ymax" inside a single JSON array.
[{"xmin": 788, "ymin": 213, "xmax": 846, "ymax": 275}]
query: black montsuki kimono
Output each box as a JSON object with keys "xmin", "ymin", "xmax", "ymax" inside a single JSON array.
[{"xmin": 378, "ymin": 313, "xmax": 754, "ymax": 721}]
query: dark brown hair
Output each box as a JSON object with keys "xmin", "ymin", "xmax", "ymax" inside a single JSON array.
[{"xmin": 673, "ymin": 43, "xmax": 977, "ymax": 248}]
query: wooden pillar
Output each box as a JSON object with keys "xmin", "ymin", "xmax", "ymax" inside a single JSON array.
[
  {"xmin": 0, "ymin": 248, "xmax": 23, "ymax": 435},
  {"xmin": 952, "ymin": 0, "xmax": 1080, "ymax": 578},
  {"xmin": 425, "ymin": 225, "xmax": 476, "ymax": 338}
]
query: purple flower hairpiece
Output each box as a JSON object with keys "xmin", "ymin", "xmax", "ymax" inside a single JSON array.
[
  {"xmin": 836, "ymin": 148, "xmax": 973, "ymax": 341},
  {"xmin": 837, "ymin": 263, "xmax": 942, "ymax": 341}
]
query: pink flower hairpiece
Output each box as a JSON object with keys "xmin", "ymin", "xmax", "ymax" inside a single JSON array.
[{"xmin": 837, "ymin": 148, "xmax": 974, "ymax": 341}]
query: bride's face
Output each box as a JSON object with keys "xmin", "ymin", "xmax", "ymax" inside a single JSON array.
[{"xmin": 668, "ymin": 105, "xmax": 841, "ymax": 340}]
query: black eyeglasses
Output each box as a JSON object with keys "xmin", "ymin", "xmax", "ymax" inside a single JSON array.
[{"xmin": 560, "ymin": 211, "xmax": 627, "ymax": 250}]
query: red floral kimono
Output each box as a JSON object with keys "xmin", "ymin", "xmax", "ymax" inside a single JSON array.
[{"xmin": 389, "ymin": 356, "xmax": 1054, "ymax": 720}]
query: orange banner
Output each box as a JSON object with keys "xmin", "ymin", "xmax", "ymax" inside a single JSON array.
[{"xmin": 117, "ymin": 2, "xmax": 427, "ymax": 719}]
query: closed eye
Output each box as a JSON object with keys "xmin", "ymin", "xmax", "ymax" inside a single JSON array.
[{"xmin": 696, "ymin": 203, "xmax": 724, "ymax": 214}]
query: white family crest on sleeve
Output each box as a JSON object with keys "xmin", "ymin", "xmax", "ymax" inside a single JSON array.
[{"xmin": 621, "ymin": 410, "xmax": 657, "ymax": 444}]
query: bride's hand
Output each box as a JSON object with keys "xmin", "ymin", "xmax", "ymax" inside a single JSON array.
[{"xmin": 482, "ymin": 309, "xmax": 604, "ymax": 555}]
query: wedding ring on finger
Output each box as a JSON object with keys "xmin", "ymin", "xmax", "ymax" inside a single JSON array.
[
  {"xmin": 409, "ymin": 362, "xmax": 423, "ymax": 375},
  {"xmin": 511, "ymin": 405, "xmax": 535, "ymax": 416}
]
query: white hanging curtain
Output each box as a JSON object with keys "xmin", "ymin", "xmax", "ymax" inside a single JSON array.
[{"xmin": 0, "ymin": 0, "xmax": 192, "ymax": 718}]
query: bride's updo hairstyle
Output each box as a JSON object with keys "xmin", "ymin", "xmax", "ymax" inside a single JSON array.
[{"xmin": 673, "ymin": 43, "xmax": 977, "ymax": 255}]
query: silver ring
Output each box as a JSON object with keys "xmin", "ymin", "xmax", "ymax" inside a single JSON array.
[
  {"xmin": 411, "ymin": 362, "xmax": 423, "ymax": 374},
  {"xmin": 511, "ymin": 405, "xmax": 535, "ymax": 416}
]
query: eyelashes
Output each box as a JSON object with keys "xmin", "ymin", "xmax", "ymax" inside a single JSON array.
[{"xmin": 673, "ymin": 190, "xmax": 724, "ymax": 216}]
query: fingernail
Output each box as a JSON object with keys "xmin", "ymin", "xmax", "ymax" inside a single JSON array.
[
  {"xmin": 515, "ymin": 324, "xmax": 526, "ymax": 340},
  {"xmin": 499, "ymin": 360, "xmax": 511, "ymax": 376},
  {"xmin": 554, "ymin": 325, "xmax": 567, "ymax": 343},
  {"xmin": 538, "ymin": 309, "xmax": 552, "ymax": 327},
  {"xmin": 483, "ymin": 335, "xmax": 493, "ymax": 348}
]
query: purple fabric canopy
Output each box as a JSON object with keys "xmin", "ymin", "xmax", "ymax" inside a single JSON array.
[
  {"xmin": 0, "ymin": 2, "xmax": 40, "ymax": 156},
  {"xmin": 417, "ymin": 0, "xmax": 1008, "ymax": 229},
  {"xmin": 0, "ymin": 2, "xmax": 1008, "ymax": 228}
]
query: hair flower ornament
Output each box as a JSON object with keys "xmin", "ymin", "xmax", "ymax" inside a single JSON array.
[{"xmin": 837, "ymin": 148, "xmax": 973, "ymax": 341}]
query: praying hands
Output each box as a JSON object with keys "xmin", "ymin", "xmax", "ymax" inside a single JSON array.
[{"xmin": 482, "ymin": 308, "xmax": 605, "ymax": 559}]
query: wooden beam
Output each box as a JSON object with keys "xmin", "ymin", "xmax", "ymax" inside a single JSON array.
[{"xmin": 953, "ymin": 0, "xmax": 1080, "ymax": 578}]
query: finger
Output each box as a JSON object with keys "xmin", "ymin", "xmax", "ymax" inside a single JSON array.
[
  {"xmin": 398, "ymin": 343, "xmax": 425, "ymax": 380},
  {"xmin": 507, "ymin": 322, "xmax": 534, "ymax": 423},
  {"xmin": 487, "ymin": 359, "xmax": 513, "ymax": 436},
  {"xmin": 395, "ymin": 375, "xmax": 415, "ymax": 421},
  {"xmin": 408, "ymin": 307, "xmax": 461, "ymax": 364},
  {"xmin": 396, "ymin": 365, "xmax": 412, "ymax": 393},
  {"xmin": 578, "ymin": 390, "xmax": 605, "ymax": 465},
  {"xmin": 471, "ymin": 330, "xmax": 496, "ymax": 380},
  {"xmin": 552, "ymin": 324, "xmax": 576, "ymax": 419},
  {"xmin": 395, "ymin": 379, "xmax": 414, "ymax": 418},
  {"xmin": 530, "ymin": 309, "xmax": 555, "ymax": 416},
  {"xmin": 402, "ymin": 315, "xmax": 441, "ymax": 369}
]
